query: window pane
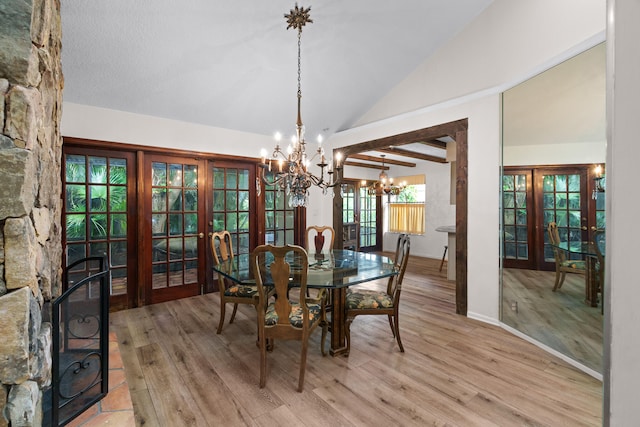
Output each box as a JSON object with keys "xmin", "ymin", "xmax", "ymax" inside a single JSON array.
[
  {"xmin": 89, "ymin": 214, "xmax": 107, "ymax": 239},
  {"xmin": 110, "ymin": 214, "xmax": 127, "ymax": 238},
  {"xmin": 110, "ymin": 241, "xmax": 127, "ymax": 267},
  {"xmin": 238, "ymin": 170, "xmax": 249, "ymax": 190},
  {"xmin": 169, "ymin": 189, "xmax": 182, "ymax": 211},
  {"xmin": 66, "ymin": 155, "xmax": 86, "ymax": 182},
  {"xmin": 227, "ymin": 169, "xmax": 237, "ymax": 189},
  {"xmin": 66, "ymin": 185, "xmax": 86, "ymax": 212},
  {"xmin": 184, "ymin": 189, "xmax": 198, "ymax": 211},
  {"xmin": 184, "ymin": 213, "xmax": 198, "ymax": 234},
  {"xmin": 502, "ymin": 175, "xmax": 514, "ymax": 191},
  {"xmin": 503, "ymin": 193, "xmax": 514, "ymax": 208},
  {"xmin": 110, "ymin": 186, "xmax": 127, "ymax": 212},
  {"xmin": 169, "ymin": 164, "xmax": 182, "ymax": 187},
  {"xmin": 213, "ymin": 168, "xmax": 225, "ymax": 189},
  {"xmin": 152, "ymin": 162, "xmax": 167, "ymax": 186},
  {"xmin": 89, "ymin": 157, "xmax": 107, "ymax": 183},
  {"xmin": 89, "ymin": 185, "xmax": 107, "ymax": 212},
  {"xmin": 184, "ymin": 165, "xmax": 197, "ymax": 188},
  {"xmin": 109, "ymin": 158, "xmax": 127, "ymax": 184}
]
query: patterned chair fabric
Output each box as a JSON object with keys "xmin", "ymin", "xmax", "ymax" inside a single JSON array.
[
  {"xmin": 346, "ymin": 290, "xmax": 394, "ymax": 310},
  {"xmin": 264, "ymin": 302, "xmax": 322, "ymax": 327}
]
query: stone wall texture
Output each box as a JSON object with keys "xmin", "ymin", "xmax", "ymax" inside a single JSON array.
[{"xmin": 0, "ymin": 0, "xmax": 63, "ymax": 425}]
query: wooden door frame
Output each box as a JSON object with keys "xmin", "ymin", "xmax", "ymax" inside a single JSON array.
[{"xmin": 333, "ymin": 119, "xmax": 469, "ymax": 315}]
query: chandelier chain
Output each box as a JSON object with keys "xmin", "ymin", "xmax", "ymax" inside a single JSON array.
[{"xmin": 297, "ymin": 30, "xmax": 302, "ymax": 102}]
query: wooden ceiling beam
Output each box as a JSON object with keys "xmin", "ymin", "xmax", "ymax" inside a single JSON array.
[
  {"xmin": 349, "ymin": 153, "xmax": 416, "ymax": 168},
  {"xmin": 343, "ymin": 161, "xmax": 389, "ymax": 170},
  {"xmin": 377, "ymin": 147, "xmax": 447, "ymax": 163},
  {"xmin": 417, "ymin": 139, "xmax": 447, "ymax": 150},
  {"xmin": 338, "ymin": 118, "xmax": 466, "ymax": 157}
]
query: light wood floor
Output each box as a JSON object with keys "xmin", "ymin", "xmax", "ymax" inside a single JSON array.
[
  {"xmin": 502, "ymin": 268, "xmax": 603, "ymax": 373},
  {"xmin": 110, "ymin": 256, "xmax": 602, "ymax": 426}
]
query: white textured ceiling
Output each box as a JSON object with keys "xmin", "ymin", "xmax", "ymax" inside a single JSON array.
[{"xmin": 60, "ymin": 0, "xmax": 493, "ymax": 141}]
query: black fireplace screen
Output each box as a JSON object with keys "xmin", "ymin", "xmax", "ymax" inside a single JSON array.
[{"xmin": 49, "ymin": 256, "xmax": 110, "ymax": 426}]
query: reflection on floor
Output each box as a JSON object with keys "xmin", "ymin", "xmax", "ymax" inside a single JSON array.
[{"xmin": 502, "ymin": 268, "xmax": 603, "ymax": 374}]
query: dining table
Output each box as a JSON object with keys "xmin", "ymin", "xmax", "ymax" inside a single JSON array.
[
  {"xmin": 212, "ymin": 248, "xmax": 398, "ymax": 356},
  {"xmin": 553, "ymin": 241, "xmax": 604, "ymax": 307}
]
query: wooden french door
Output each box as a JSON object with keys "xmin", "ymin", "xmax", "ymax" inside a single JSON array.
[
  {"xmin": 534, "ymin": 167, "xmax": 590, "ymax": 271},
  {"xmin": 502, "ymin": 165, "xmax": 598, "ymax": 271},
  {"xmin": 358, "ymin": 185, "xmax": 381, "ymax": 252},
  {"xmin": 62, "ymin": 148, "xmax": 137, "ymax": 310},
  {"xmin": 144, "ymin": 155, "xmax": 207, "ymax": 304},
  {"xmin": 205, "ymin": 160, "xmax": 258, "ymax": 292}
]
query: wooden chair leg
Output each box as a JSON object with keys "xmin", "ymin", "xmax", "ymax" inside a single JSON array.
[
  {"xmin": 216, "ymin": 301, "xmax": 226, "ymax": 334},
  {"xmin": 388, "ymin": 314, "xmax": 396, "ymax": 338},
  {"xmin": 393, "ymin": 312, "xmax": 404, "ymax": 352},
  {"xmin": 259, "ymin": 330, "xmax": 267, "ymax": 388},
  {"xmin": 439, "ymin": 245, "xmax": 448, "ymax": 272},
  {"xmin": 552, "ymin": 270, "xmax": 562, "ymax": 291},
  {"xmin": 298, "ymin": 338, "xmax": 309, "ymax": 392},
  {"xmin": 345, "ymin": 316, "xmax": 353, "ymax": 356},
  {"xmin": 320, "ymin": 306, "xmax": 328, "ymax": 356},
  {"xmin": 229, "ymin": 303, "xmax": 239, "ymax": 323}
]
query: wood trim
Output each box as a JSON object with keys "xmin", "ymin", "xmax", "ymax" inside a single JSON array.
[
  {"xmin": 455, "ymin": 127, "xmax": 468, "ymax": 315},
  {"xmin": 136, "ymin": 151, "xmax": 146, "ymax": 307},
  {"xmin": 377, "ymin": 147, "xmax": 447, "ymax": 163},
  {"xmin": 336, "ymin": 119, "xmax": 467, "ymax": 156},
  {"xmin": 63, "ymin": 136, "xmax": 260, "ymax": 164}
]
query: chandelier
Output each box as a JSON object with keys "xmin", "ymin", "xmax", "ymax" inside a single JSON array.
[
  {"xmin": 363, "ymin": 155, "xmax": 407, "ymax": 197},
  {"xmin": 258, "ymin": 4, "xmax": 343, "ymax": 208}
]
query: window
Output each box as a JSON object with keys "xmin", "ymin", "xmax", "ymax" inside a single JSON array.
[{"xmin": 388, "ymin": 175, "xmax": 425, "ymax": 235}]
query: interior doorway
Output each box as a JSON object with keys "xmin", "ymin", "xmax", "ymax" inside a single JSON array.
[{"xmin": 332, "ymin": 118, "xmax": 469, "ymax": 314}]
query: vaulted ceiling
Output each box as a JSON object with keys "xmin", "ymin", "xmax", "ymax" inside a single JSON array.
[{"xmin": 60, "ymin": 1, "xmax": 494, "ymax": 169}]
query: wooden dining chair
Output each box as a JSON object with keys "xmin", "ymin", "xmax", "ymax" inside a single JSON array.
[
  {"xmin": 305, "ymin": 225, "xmax": 335, "ymax": 301},
  {"xmin": 211, "ymin": 230, "xmax": 261, "ymax": 334},
  {"xmin": 251, "ymin": 244, "xmax": 327, "ymax": 392},
  {"xmin": 344, "ymin": 234, "xmax": 410, "ymax": 355},
  {"xmin": 547, "ymin": 222, "xmax": 586, "ymax": 291},
  {"xmin": 306, "ymin": 225, "xmax": 335, "ymax": 253}
]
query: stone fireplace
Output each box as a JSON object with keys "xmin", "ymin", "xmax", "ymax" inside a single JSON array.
[{"xmin": 0, "ymin": 0, "xmax": 64, "ymax": 425}]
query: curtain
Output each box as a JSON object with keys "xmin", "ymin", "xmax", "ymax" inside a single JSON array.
[{"xmin": 389, "ymin": 203, "xmax": 424, "ymax": 234}]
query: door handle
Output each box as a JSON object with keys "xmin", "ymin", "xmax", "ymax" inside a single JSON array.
[{"xmin": 199, "ymin": 232, "xmax": 205, "ymax": 239}]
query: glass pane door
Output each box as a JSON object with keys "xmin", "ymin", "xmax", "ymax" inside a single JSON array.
[
  {"xmin": 536, "ymin": 168, "xmax": 588, "ymax": 270},
  {"xmin": 145, "ymin": 155, "xmax": 205, "ymax": 304},
  {"xmin": 341, "ymin": 183, "xmax": 358, "ymax": 250},
  {"xmin": 501, "ymin": 170, "xmax": 534, "ymax": 269},
  {"xmin": 63, "ymin": 149, "xmax": 136, "ymax": 310},
  {"xmin": 264, "ymin": 171, "xmax": 295, "ymax": 246},
  {"xmin": 207, "ymin": 161, "xmax": 257, "ymax": 292},
  {"xmin": 359, "ymin": 187, "xmax": 379, "ymax": 251}
]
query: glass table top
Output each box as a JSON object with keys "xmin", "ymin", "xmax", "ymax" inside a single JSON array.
[{"xmin": 213, "ymin": 249, "xmax": 397, "ymax": 289}]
